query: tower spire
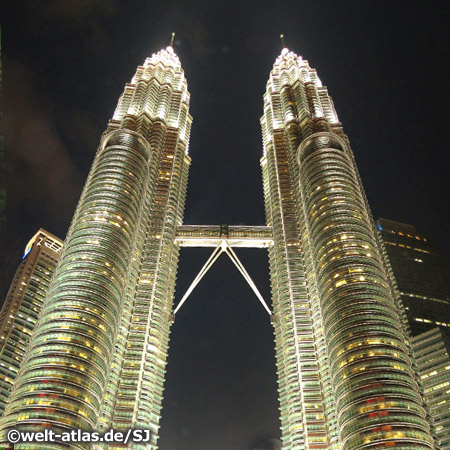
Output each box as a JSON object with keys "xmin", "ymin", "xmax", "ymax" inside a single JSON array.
[
  {"xmin": 170, "ymin": 32, "xmax": 175, "ymax": 47},
  {"xmin": 280, "ymin": 34, "xmax": 286, "ymax": 49}
]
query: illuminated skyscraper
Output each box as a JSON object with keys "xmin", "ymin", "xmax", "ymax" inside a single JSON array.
[
  {"xmin": 0, "ymin": 41, "xmax": 438, "ymax": 450},
  {"xmin": 377, "ymin": 218, "xmax": 450, "ymax": 335},
  {"xmin": 0, "ymin": 230, "xmax": 63, "ymax": 415},
  {"xmin": 412, "ymin": 329, "xmax": 450, "ymax": 450},
  {"xmin": 376, "ymin": 218, "xmax": 450, "ymax": 448},
  {"xmin": 0, "ymin": 45, "xmax": 192, "ymax": 449},
  {"xmin": 260, "ymin": 47, "xmax": 434, "ymax": 449}
]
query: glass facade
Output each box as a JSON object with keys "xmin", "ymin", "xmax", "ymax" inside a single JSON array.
[
  {"xmin": 412, "ymin": 328, "xmax": 450, "ymax": 450},
  {"xmin": 0, "ymin": 43, "xmax": 440, "ymax": 450},
  {"xmin": 377, "ymin": 218, "xmax": 450, "ymax": 336},
  {"xmin": 0, "ymin": 46, "xmax": 192, "ymax": 450},
  {"xmin": 378, "ymin": 219, "xmax": 450, "ymax": 447},
  {"xmin": 261, "ymin": 48, "xmax": 434, "ymax": 449},
  {"xmin": 0, "ymin": 230, "xmax": 63, "ymax": 415}
]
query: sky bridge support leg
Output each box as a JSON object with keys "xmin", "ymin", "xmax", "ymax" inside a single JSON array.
[{"xmin": 174, "ymin": 240, "xmax": 272, "ymax": 316}]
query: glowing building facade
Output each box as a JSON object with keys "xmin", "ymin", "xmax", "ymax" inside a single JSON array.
[
  {"xmin": 0, "ymin": 45, "xmax": 192, "ymax": 449},
  {"xmin": 0, "ymin": 230, "xmax": 63, "ymax": 416},
  {"xmin": 261, "ymin": 48, "xmax": 434, "ymax": 449},
  {"xmin": 377, "ymin": 218, "xmax": 450, "ymax": 336},
  {"xmin": 377, "ymin": 218, "xmax": 450, "ymax": 448},
  {"xmin": 412, "ymin": 328, "xmax": 450, "ymax": 450},
  {"xmin": 0, "ymin": 43, "xmax": 439, "ymax": 450}
]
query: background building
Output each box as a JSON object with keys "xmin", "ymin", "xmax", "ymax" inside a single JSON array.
[
  {"xmin": 0, "ymin": 229, "xmax": 62, "ymax": 415},
  {"xmin": 378, "ymin": 218, "xmax": 450, "ymax": 449},
  {"xmin": 377, "ymin": 218, "xmax": 450, "ymax": 335},
  {"xmin": 412, "ymin": 329, "xmax": 450, "ymax": 450}
]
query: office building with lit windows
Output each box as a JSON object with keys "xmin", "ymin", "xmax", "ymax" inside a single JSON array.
[
  {"xmin": 259, "ymin": 47, "xmax": 434, "ymax": 450},
  {"xmin": 0, "ymin": 45, "xmax": 192, "ymax": 450},
  {"xmin": 0, "ymin": 43, "xmax": 437, "ymax": 450},
  {"xmin": 412, "ymin": 329, "xmax": 450, "ymax": 450},
  {"xmin": 377, "ymin": 217, "xmax": 450, "ymax": 335},
  {"xmin": 0, "ymin": 229, "xmax": 63, "ymax": 416},
  {"xmin": 377, "ymin": 218, "xmax": 450, "ymax": 448}
]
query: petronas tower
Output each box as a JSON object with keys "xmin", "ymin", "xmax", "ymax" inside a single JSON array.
[
  {"xmin": 261, "ymin": 47, "xmax": 434, "ymax": 450},
  {"xmin": 0, "ymin": 43, "xmax": 436, "ymax": 450},
  {"xmin": 1, "ymin": 45, "xmax": 192, "ymax": 449}
]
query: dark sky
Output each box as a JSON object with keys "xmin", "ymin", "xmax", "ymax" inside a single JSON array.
[{"xmin": 2, "ymin": 1, "xmax": 450, "ymax": 449}]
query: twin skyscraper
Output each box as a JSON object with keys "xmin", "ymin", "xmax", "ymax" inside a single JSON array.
[{"xmin": 0, "ymin": 44, "xmax": 435, "ymax": 449}]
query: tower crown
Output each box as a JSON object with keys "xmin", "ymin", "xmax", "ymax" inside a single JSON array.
[
  {"xmin": 143, "ymin": 45, "xmax": 181, "ymax": 70},
  {"xmin": 276, "ymin": 47, "xmax": 301, "ymax": 63},
  {"xmin": 112, "ymin": 44, "xmax": 192, "ymax": 145},
  {"xmin": 272, "ymin": 48, "xmax": 322, "ymax": 88},
  {"xmin": 261, "ymin": 46, "xmax": 341, "ymax": 149}
]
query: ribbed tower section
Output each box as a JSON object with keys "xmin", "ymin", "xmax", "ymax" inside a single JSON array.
[
  {"xmin": 104, "ymin": 47, "xmax": 192, "ymax": 450},
  {"xmin": 0, "ymin": 46, "xmax": 191, "ymax": 450},
  {"xmin": 261, "ymin": 48, "xmax": 434, "ymax": 450}
]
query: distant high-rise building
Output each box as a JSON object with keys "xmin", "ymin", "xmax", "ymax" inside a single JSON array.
[
  {"xmin": 0, "ymin": 42, "xmax": 437, "ymax": 450},
  {"xmin": 377, "ymin": 217, "xmax": 450, "ymax": 335},
  {"xmin": 377, "ymin": 218, "xmax": 450, "ymax": 448},
  {"xmin": 412, "ymin": 329, "xmax": 450, "ymax": 450},
  {"xmin": 0, "ymin": 229, "xmax": 63, "ymax": 415}
]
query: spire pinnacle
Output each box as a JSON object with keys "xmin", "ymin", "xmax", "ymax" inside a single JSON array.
[
  {"xmin": 170, "ymin": 32, "xmax": 175, "ymax": 47},
  {"xmin": 280, "ymin": 34, "xmax": 286, "ymax": 49}
]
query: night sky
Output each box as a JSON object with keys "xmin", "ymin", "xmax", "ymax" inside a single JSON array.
[{"xmin": 2, "ymin": 2, "xmax": 450, "ymax": 449}]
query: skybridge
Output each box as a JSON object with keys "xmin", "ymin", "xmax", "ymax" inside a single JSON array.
[
  {"xmin": 175, "ymin": 224, "xmax": 273, "ymax": 248},
  {"xmin": 174, "ymin": 225, "xmax": 274, "ymax": 316}
]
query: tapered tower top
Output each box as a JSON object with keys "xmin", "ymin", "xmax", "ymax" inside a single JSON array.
[
  {"xmin": 141, "ymin": 33, "xmax": 178, "ymax": 69},
  {"xmin": 261, "ymin": 42, "xmax": 340, "ymax": 149},
  {"xmin": 142, "ymin": 45, "xmax": 181, "ymax": 71},
  {"xmin": 111, "ymin": 41, "xmax": 192, "ymax": 145},
  {"xmin": 273, "ymin": 47, "xmax": 309, "ymax": 73},
  {"xmin": 276, "ymin": 34, "xmax": 305, "ymax": 67}
]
